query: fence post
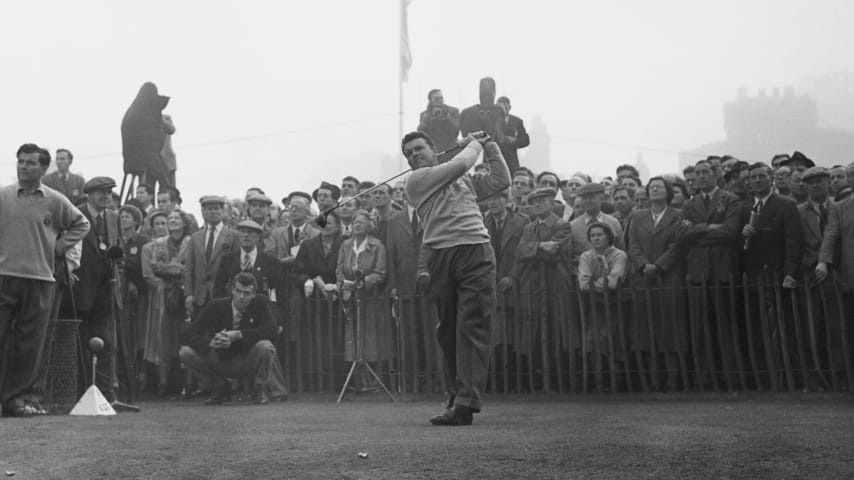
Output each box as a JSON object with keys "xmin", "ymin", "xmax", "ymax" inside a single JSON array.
[
  {"xmin": 772, "ymin": 280, "xmax": 796, "ymax": 392},
  {"xmin": 758, "ymin": 274, "xmax": 780, "ymax": 392},
  {"xmin": 615, "ymin": 287, "xmax": 634, "ymax": 393},
  {"xmin": 643, "ymin": 287, "xmax": 660, "ymax": 391},
  {"xmin": 602, "ymin": 287, "xmax": 617, "ymax": 393},
  {"xmin": 790, "ymin": 278, "xmax": 810, "ymax": 390},
  {"xmin": 700, "ymin": 279, "xmax": 719, "ymax": 392},
  {"xmin": 742, "ymin": 274, "xmax": 763, "ymax": 389},
  {"xmin": 631, "ymin": 287, "xmax": 650, "ymax": 393},
  {"xmin": 727, "ymin": 276, "xmax": 748, "ymax": 390},
  {"xmin": 713, "ymin": 283, "xmax": 734, "ymax": 392},
  {"xmin": 831, "ymin": 280, "xmax": 854, "ymax": 391},
  {"xmin": 818, "ymin": 284, "xmax": 839, "ymax": 391}
]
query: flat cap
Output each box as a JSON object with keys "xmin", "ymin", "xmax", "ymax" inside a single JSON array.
[
  {"xmin": 83, "ymin": 176, "xmax": 116, "ymax": 193},
  {"xmin": 236, "ymin": 219, "xmax": 264, "ymax": 232},
  {"xmin": 801, "ymin": 166, "xmax": 830, "ymax": 182},
  {"xmin": 199, "ymin": 195, "xmax": 226, "ymax": 206},
  {"xmin": 312, "ymin": 181, "xmax": 341, "ymax": 202},
  {"xmin": 782, "ymin": 151, "xmax": 815, "ymax": 169},
  {"xmin": 246, "ymin": 192, "xmax": 273, "ymax": 205},
  {"xmin": 578, "ymin": 182, "xmax": 606, "ymax": 196},
  {"xmin": 287, "ymin": 191, "xmax": 313, "ymax": 204},
  {"xmin": 527, "ymin": 187, "xmax": 556, "ymax": 202}
]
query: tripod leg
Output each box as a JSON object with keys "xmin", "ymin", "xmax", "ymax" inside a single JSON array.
[
  {"xmin": 364, "ymin": 362, "xmax": 396, "ymax": 402},
  {"xmin": 337, "ymin": 361, "xmax": 359, "ymax": 404}
]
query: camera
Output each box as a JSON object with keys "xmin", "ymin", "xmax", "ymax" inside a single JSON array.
[{"xmin": 353, "ymin": 270, "xmax": 365, "ymax": 289}]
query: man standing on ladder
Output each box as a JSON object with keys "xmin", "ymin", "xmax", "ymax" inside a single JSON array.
[{"xmin": 403, "ymin": 130, "xmax": 510, "ymax": 426}]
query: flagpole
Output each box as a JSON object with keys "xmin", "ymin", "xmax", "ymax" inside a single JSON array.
[{"xmin": 398, "ymin": 0, "xmax": 405, "ymax": 171}]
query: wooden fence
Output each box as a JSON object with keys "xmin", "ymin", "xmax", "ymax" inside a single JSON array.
[{"xmin": 276, "ymin": 274, "xmax": 854, "ymax": 394}]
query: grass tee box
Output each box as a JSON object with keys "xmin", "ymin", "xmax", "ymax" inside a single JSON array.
[{"xmin": 2, "ymin": 394, "xmax": 852, "ymax": 479}]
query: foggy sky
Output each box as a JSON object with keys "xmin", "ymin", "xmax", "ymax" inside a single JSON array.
[{"xmin": 2, "ymin": 0, "xmax": 853, "ymax": 216}]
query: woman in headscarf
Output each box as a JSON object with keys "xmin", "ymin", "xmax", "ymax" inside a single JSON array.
[{"xmin": 141, "ymin": 209, "xmax": 191, "ymax": 395}]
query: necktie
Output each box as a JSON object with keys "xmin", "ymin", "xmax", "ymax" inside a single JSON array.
[
  {"xmin": 206, "ymin": 226, "xmax": 215, "ymax": 262},
  {"xmin": 753, "ymin": 200, "xmax": 763, "ymax": 213},
  {"xmin": 242, "ymin": 253, "xmax": 252, "ymax": 271},
  {"xmin": 294, "ymin": 227, "xmax": 301, "ymax": 244},
  {"xmin": 410, "ymin": 212, "xmax": 419, "ymax": 237},
  {"xmin": 233, "ymin": 309, "xmax": 242, "ymax": 329},
  {"xmin": 703, "ymin": 194, "xmax": 710, "ymax": 211},
  {"xmin": 94, "ymin": 214, "xmax": 104, "ymax": 241},
  {"xmin": 819, "ymin": 204, "xmax": 828, "ymax": 235}
]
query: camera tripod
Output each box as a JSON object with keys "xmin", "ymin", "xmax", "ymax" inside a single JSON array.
[{"xmin": 337, "ymin": 284, "xmax": 395, "ymax": 403}]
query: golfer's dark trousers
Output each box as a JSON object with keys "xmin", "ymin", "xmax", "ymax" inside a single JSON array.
[
  {"xmin": 0, "ymin": 276, "xmax": 55, "ymax": 407},
  {"xmin": 429, "ymin": 242, "xmax": 495, "ymax": 412}
]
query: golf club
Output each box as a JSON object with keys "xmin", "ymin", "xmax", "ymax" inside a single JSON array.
[{"xmin": 313, "ymin": 140, "xmax": 474, "ymax": 227}]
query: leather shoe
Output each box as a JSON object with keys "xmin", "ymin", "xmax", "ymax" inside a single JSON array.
[
  {"xmin": 429, "ymin": 405, "xmax": 473, "ymax": 426},
  {"xmin": 251, "ymin": 387, "xmax": 269, "ymax": 405},
  {"xmin": 204, "ymin": 385, "xmax": 231, "ymax": 406}
]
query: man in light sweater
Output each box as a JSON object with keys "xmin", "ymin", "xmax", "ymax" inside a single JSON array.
[
  {"xmin": 403, "ymin": 130, "xmax": 510, "ymax": 426},
  {"xmin": 0, "ymin": 143, "xmax": 90, "ymax": 417}
]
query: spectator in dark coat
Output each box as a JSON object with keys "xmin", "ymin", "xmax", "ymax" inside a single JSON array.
[
  {"xmin": 516, "ymin": 188, "xmax": 575, "ymax": 389},
  {"xmin": 627, "ymin": 176, "xmax": 687, "ymax": 391},
  {"xmin": 179, "ymin": 273, "xmax": 279, "ymax": 405},
  {"xmin": 418, "ymin": 89, "xmax": 460, "ymax": 154},
  {"xmin": 680, "ymin": 160, "xmax": 742, "ymax": 387},
  {"xmin": 214, "ymin": 220, "xmax": 281, "ymax": 300},
  {"xmin": 496, "ymin": 97, "xmax": 530, "ymax": 173},
  {"xmin": 484, "ymin": 188, "xmax": 528, "ymax": 360}
]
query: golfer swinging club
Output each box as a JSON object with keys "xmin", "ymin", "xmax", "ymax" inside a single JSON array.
[{"xmin": 403, "ymin": 130, "xmax": 510, "ymax": 426}]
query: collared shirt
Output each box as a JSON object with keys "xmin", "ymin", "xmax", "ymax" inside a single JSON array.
[
  {"xmin": 753, "ymin": 191, "xmax": 773, "ymax": 210},
  {"xmin": 351, "ymin": 236, "xmax": 368, "ymax": 270},
  {"xmin": 17, "ymin": 182, "xmax": 46, "ymax": 197},
  {"xmin": 562, "ymin": 204, "xmax": 574, "ymax": 222},
  {"xmin": 582, "ymin": 212, "xmax": 604, "ymax": 225},
  {"xmin": 241, "ymin": 247, "xmax": 257, "ymax": 270},
  {"xmin": 206, "ymin": 222, "xmax": 223, "ymax": 250},
  {"xmin": 651, "ymin": 207, "xmax": 668, "ymax": 226}
]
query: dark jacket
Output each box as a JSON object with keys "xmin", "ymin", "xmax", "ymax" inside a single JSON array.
[
  {"xmin": 485, "ymin": 208, "xmax": 528, "ymax": 281},
  {"xmin": 741, "ymin": 194, "xmax": 803, "ymax": 279},
  {"xmin": 498, "ymin": 114, "xmax": 530, "ymax": 173},
  {"xmin": 122, "ymin": 231, "xmax": 151, "ymax": 293},
  {"xmin": 294, "ymin": 234, "xmax": 343, "ymax": 286},
  {"xmin": 680, "ymin": 189, "xmax": 742, "ymax": 283},
  {"xmin": 418, "ymin": 105, "xmax": 460, "ymax": 153},
  {"xmin": 386, "ymin": 209, "xmax": 423, "ymax": 295},
  {"xmin": 213, "ymin": 248, "xmax": 281, "ymax": 299},
  {"xmin": 181, "ymin": 295, "xmax": 275, "ymax": 360},
  {"xmin": 74, "ymin": 206, "xmax": 120, "ymax": 312}
]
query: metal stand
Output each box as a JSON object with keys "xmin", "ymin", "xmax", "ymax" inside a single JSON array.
[
  {"xmin": 337, "ymin": 285, "xmax": 395, "ymax": 403},
  {"xmin": 108, "ymin": 261, "xmax": 140, "ymax": 413}
]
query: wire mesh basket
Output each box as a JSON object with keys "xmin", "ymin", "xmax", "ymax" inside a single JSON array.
[{"xmin": 38, "ymin": 319, "xmax": 81, "ymax": 414}]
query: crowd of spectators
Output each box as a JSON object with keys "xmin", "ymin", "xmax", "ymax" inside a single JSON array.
[{"xmin": 4, "ymin": 83, "xmax": 854, "ymax": 415}]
